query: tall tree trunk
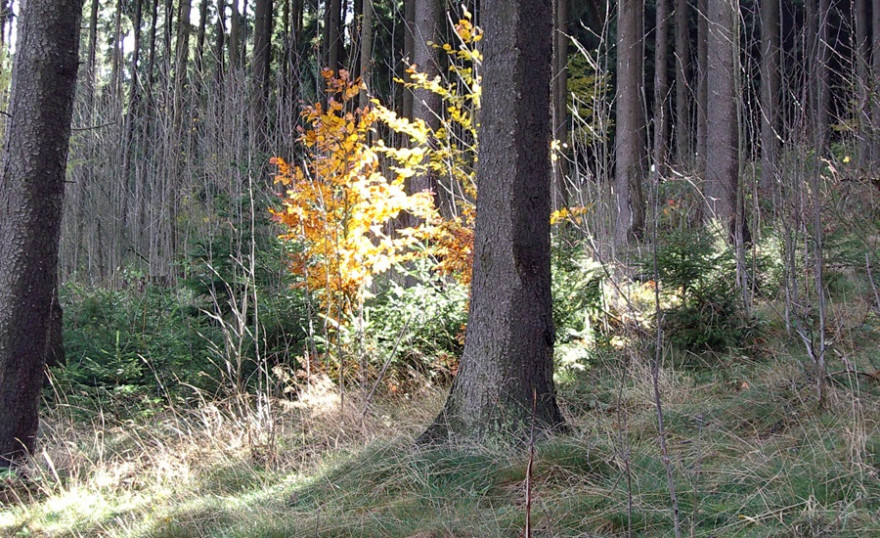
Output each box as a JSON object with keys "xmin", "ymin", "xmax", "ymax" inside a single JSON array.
[
  {"xmin": 196, "ymin": 0, "xmax": 210, "ymax": 76},
  {"xmin": 359, "ymin": 0, "xmax": 375, "ymax": 110},
  {"xmin": 402, "ymin": 0, "xmax": 415, "ymax": 120},
  {"xmin": 0, "ymin": 0, "xmax": 83, "ymax": 467},
  {"xmin": 110, "ymin": 0, "xmax": 125, "ymax": 98},
  {"xmin": 614, "ymin": 0, "xmax": 646, "ymax": 244},
  {"xmin": 653, "ymin": 0, "xmax": 670, "ymax": 180},
  {"xmin": 324, "ymin": 0, "xmax": 343, "ymax": 73},
  {"xmin": 696, "ymin": 0, "xmax": 708, "ymax": 181},
  {"xmin": 123, "ymin": 0, "xmax": 145, "ymax": 185},
  {"xmin": 411, "ymin": 0, "xmax": 446, "ymax": 214},
  {"xmin": 705, "ymin": 0, "xmax": 741, "ymax": 237},
  {"xmin": 674, "ymin": 0, "xmax": 691, "ymax": 168},
  {"xmin": 421, "ymin": 0, "xmax": 564, "ymax": 443},
  {"xmin": 813, "ymin": 0, "xmax": 830, "ymax": 156},
  {"xmin": 551, "ymin": 0, "xmax": 569, "ymax": 211},
  {"xmin": 215, "ymin": 0, "xmax": 227, "ymax": 84},
  {"xmin": 230, "ymin": 0, "xmax": 241, "ymax": 69},
  {"xmin": 873, "ymin": 0, "xmax": 880, "ymax": 172},
  {"xmin": 760, "ymin": 0, "xmax": 780, "ymax": 199},
  {"xmin": 251, "ymin": 0, "xmax": 273, "ymax": 156}
]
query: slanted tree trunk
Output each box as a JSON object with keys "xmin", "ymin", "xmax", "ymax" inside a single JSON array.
[
  {"xmin": 760, "ymin": 0, "xmax": 780, "ymax": 199},
  {"xmin": 614, "ymin": 0, "xmax": 647, "ymax": 244},
  {"xmin": 420, "ymin": 0, "xmax": 565, "ymax": 443},
  {"xmin": 0, "ymin": 0, "xmax": 83, "ymax": 467}
]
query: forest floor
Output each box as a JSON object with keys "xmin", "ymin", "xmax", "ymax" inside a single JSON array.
[{"xmin": 2, "ymin": 323, "xmax": 880, "ymax": 537}]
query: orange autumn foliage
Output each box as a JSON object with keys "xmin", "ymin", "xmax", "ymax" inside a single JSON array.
[{"xmin": 270, "ymin": 69, "xmax": 436, "ymax": 323}]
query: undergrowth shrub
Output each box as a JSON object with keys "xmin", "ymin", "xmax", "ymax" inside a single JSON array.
[
  {"xmin": 649, "ymin": 226, "xmax": 758, "ymax": 353},
  {"xmin": 57, "ymin": 281, "xmax": 215, "ymax": 412}
]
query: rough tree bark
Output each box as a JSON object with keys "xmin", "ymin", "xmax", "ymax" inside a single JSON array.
[
  {"xmin": 653, "ymin": 0, "xmax": 670, "ymax": 179},
  {"xmin": 760, "ymin": 0, "xmax": 780, "ymax": 199},
  {"xmin": 614, "ymin": 0, "xmax": 647, "ymax": 244},
  {"xmin": 420, "ymin": 0, "xmax": 565, "ymax": 443},
  {"xmin": 705, "ymin": 0, "xmax": 739, "ymax": 231},
  {"xmin": 674, "ymin": 0, "xmax": 691, "ymax": 168},
  {"xmin": 551, "ymin": 0, "xmax": 570, "ymax": 211},
  {"xmin": 871, "ymin": 0, "xmax": 879, "ymax": 170},
  {"xmin": 410, "ymin": 0, "xmax": 446, "ymax": 215},
  {"xmin": 251, "ymin": 0, "xmax": 273, "ymax": 156},
  {"xmin": 0, "ymin": 0, "xmax": 83, "ymax": 467}
]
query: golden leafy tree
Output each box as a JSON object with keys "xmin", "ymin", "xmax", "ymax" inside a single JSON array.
[{"xmin": 270, "ymin": 69, "xmax": 436, "ymax": 326}]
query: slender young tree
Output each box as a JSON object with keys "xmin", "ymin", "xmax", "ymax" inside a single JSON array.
[
  {"xmin": 614, "ymin": 0, "xmax": 647, "ymax": 244},
  {"xmin": 0, "ymin": 0, "xmax": 84, "ymax": 467},
  {"xmin": 421, "ymin": 0, "xmax": 565, "ymax": 443}
]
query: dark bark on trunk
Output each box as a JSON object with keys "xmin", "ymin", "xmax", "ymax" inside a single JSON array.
[
  {"xmin": 402, "ymin": 0, "xmax": 415, "ymax": 120},
  {"xmin": 705, "ymin": 0, "xmax": 744, "ymax": 241},
  {"xmin": 873, "ymin": 0, "xmax": 880, "ymax": 172},
  {"xmin": 410, "ymin": 0, "xmax": 446, "ymax": 215},
  {"xmin": 324, "ymin": 0, "xmax": 343, "ymax": 73},
  {"xmin": 230, "ymin": 0, "xmax": 241, "ymax": 69},
  {"xmin": 0, "ymin": 0, "xmax": 83, "ymax": 467},
  {"xmin": 814, "ymin": 0, "xmax": 830, "ymax": 156},
  {"xmin": 551, "ymin": 0, "xmax": 569, "ymax": 211},
  {"xmin": 215, "ymin": 0, "xmax": 227, "ymax": 84},
  {"xmin": 696, "ymin": 0, "xmax": 708, "ymax": 180},
  {"xmin": 252, "ymin": 0, "xmax": 273, "ymax": 156},
  {"xmin": 359, "ymin": 0, "xmax": 375, "ymax": 110},
  {"xmin": 614, "ymin": 0, "xmax": 646, "ymax": 244},
  {"xmin": 674, "ymin": 0, "xmax": 691, "ymax": 168},
  {"xmin": 123, "ymin": 0, "xmax": 145, "ymax": 186},
  {"xmin": 421, "ymin": 0, "xmax": 565, "ymax": 444},
  {"xmin": 653, "ymin": 0, "xmax": 670, "ymax": 180},
  {"xmin": 760, "ymin": 0, "xmax": 780, "ymax": 198},
  {"xmin": 196, "ymin": 0, "xmax": 210, "ymax": 76}
]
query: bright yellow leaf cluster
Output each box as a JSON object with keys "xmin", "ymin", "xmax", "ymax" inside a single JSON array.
[{"xmin": 270, "ymin": 69, "xmax": 436, "ymax": 323}]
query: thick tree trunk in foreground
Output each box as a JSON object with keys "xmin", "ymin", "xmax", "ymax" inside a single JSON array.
[
  {"xmin": 421, "ymin": 0, "xmax": 565, "ymax": 443},
  {"xmin": 0, "ymin": 0, "xmax": 83, "ymax": 467}
]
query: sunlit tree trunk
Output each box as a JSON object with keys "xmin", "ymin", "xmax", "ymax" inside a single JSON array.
[
  {"xmin": 359, "ymin": 0, "xmax": 375, "ymax": 110},
  {"xmin": 421, "ymin": 0, "xmax": 565, "ymax": 443},
  {"xmin": 0, "ymin": 0, "xmax": 83, "ymax": 467},
  {"xmin": 614, "ymin": 0, "xmax": 647, "ymax": 244}
]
